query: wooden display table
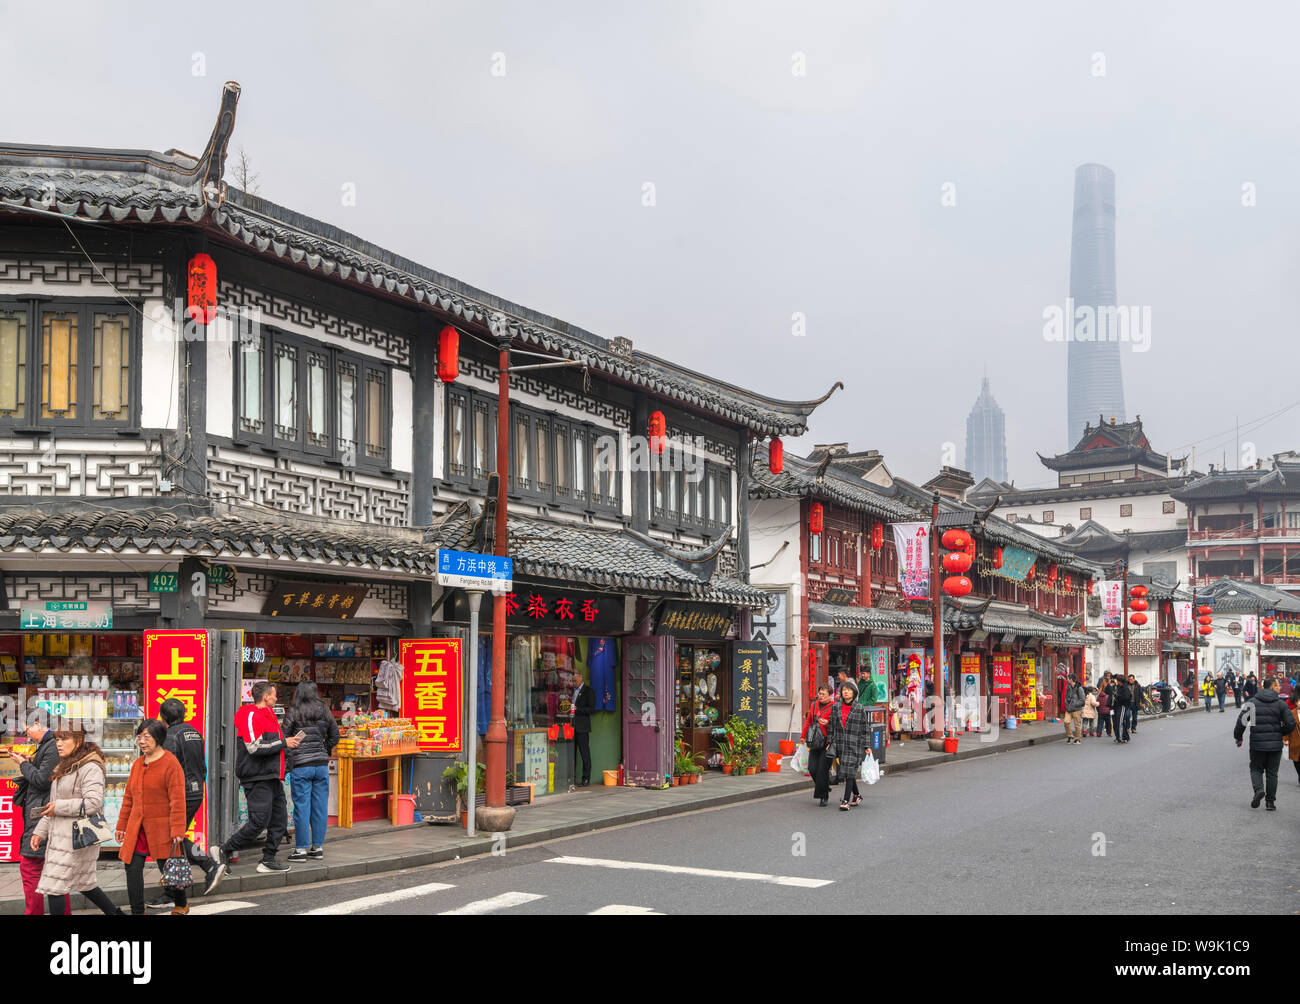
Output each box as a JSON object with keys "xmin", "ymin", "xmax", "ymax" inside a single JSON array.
[{"xmin": 335, "ymin": 747, "xmax": 418, "ymax": 828}]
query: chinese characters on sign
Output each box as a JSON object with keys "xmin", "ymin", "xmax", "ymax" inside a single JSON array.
[
  {"xmin": 730, "ymin": 644, "xmax": 767, "ymax": 727},
  {"xmin": 992, "ymin": 546, "xmax": 1037, "ymax": 582},
  {"xmin": 448, "ymin": 585, "xmax": 623, "ymax": 634},
  {"xmin": 261, "ymin": 583, "xmax": 370, "ymax": 619},
  {"xmin": 992, "ymin": 653, "xmax": 1014, "ymax": 695},
  {"xmin": 436, "ymin": 549, "xmax": 514, "ymax": 591},
  {"xmin": 891, "ymin": 522, "xmax": 931, "ymax": 598},
  {"xmin": 857, "ymin": 646, "xmax": 891, "ymax": 704},
  {"xmin": 0, "ymin": 778, "xmax": 20, "ymax": 862},
  {"xmin": 143, "ymin": 630, "xmax": 209, "ymax": 849},
  {"xmin": 399, "ymin": 639, "xmax": 463, "ymax": 752},
  {"xmin": 19, "ymin": 602, "xmax": 113, "ymax": 631},
  {"xmin": 656, "ymin": 603, "xmax": 734, "ymax": 640}
]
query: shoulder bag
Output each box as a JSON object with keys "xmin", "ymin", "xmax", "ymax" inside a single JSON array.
[
  {"xmin": 806, "ymin": 707, "xmax": 826, "ymax": 751},
  {"xmin": 70, "ymin": 799, "xmax": 115, "ymax": 851}
]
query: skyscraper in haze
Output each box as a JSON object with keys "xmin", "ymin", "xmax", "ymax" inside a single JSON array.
[
  {"xmin": 965, "ymin": 375, "xmax": 1008, "ymax": 484},
  {"xmin": 1067, "ymin": 163, "xmax": 1126, "ymax": 446}
]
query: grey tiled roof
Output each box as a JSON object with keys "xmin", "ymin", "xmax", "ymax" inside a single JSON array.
[
  {"xmin": 427, "ymin": 510, "xmax": 771, "ymax": 607},
  {"xmin": 807, "ymin": 599, "xmax": 1099, "ymax": 646},
  {"xmin": 0, "ymin": 504, "xmax": 437, "ymax": 573},
  {"xmin": 807, "ymin": 601, "xmax": 934, "ymax": 634},
  {"xmin": 1194, "ymin": 579, "xmax": 1300, "ymax": 614},
  {"xmin": 748, "ymin": 454, "xmax": 919, "ymax": 521}
]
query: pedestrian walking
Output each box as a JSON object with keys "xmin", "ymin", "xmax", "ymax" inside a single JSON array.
[
  {"xmin": 1202, "ymin": 673, "xmax": 1215, "ymax": 712},
  {"xmin": 1127, "ymin": 674, "xmax": 1141, "ymax": 735},
  {"xmin": 1097, "ymin": 677, "xmax": 1113, "ymax": 738},
  {"xmin": 114, "ymin": 719, "xmax": 190, "ymax": 915},
  {"xmin": 825, "ymin": 680, "xmax": 870, "ymax": 811},
  {"xmin": 5, "ymin": 709, "xmax": 69, "ymax": 915},
  {"xmin": 1062, "ymin": 675, "xmax": 1085, "ymax": 744},
  {"xmin": 28, "ymin": 729, "xmax": 123, "ymax": 916},
  {"xmin": 146, "ymin": 699, "xmax": 219, "ymax": 908},
  {"xmin": 799, "ymin": 685, "xmax": 835, "ymax": 807},
  {"xmin": 1285, "ymin": 693, "xmax": 1300, "ymax": 787},
  {"xmin": 1233, "ymin": 676, "xmax": 1298, "ymax": 811},
  {"xmin": 1233, "ymin": 673, "xmax": 1243, "ymax": 708},
  {"xmin": 1112, "ymin": 676, "xmax": 1131, "ymax": 743},
  {"xmin": 209, "ymin": 682, "xmax": 302, "ymax": 876},
  {"xmin": 1083, "ymin": 686, "xmax": 1099, "ymax": 737},
  {"xmin": 1215, "ymin": 673, "xmax": 1228, "ymax": 714},
  {"xmin": 1244, "ymin": 673, "xmax": 1259, "ymax": 700},
  {"xmin": 283, "ymin": 681, "xmax": 339, "ymax": 860}
]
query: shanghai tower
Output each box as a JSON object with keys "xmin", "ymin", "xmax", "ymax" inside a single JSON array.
[{"xmin": 1067, "ymin": 163, "xmax": 1126, "ymax": 445}]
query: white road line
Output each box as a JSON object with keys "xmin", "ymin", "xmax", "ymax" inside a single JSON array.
[
  {"xmin": 589, "ymin": 904, "xmax": 664, "ymax": 915},
  {"xmin": 187, "ymin": 900, "xmax": 260, "ymax": 915},
  {"xmin": 546, "ymin": 855, "xmax": 834, "ymax": 888},
  {"xmin": 439, "ymin": 891, "xmax": 546, "ymax": 915},
  {"xmin": 301, "ymin": 881, "xmax": 457, "ymax": 915}
]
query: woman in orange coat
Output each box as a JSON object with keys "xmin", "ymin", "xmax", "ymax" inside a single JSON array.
[
  {"xmin": 114, "ymin": 719, "xmax": 189, "ymax": 915},
  {"xmin": 1286, "ymin": 695, "xmax": 1300, "ymax": 786}
]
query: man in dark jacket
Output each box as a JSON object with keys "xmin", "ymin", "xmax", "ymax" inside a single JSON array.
[
  {"xmin": 1063, "ymin": 676, "xmax": 1086, "ymax": 744},
  {"xmin": 1244, "ymin": 673, "xmax": 1259, "ymax": 699},
  {"xmin": 147, "ymin": 698, "xmax": 219, "ymax": 908},
  {"xmin": 1234, "ymin": 677, "xmax": 1298, "ymax": 810},
  {"xmin": 1111, "ymin": 677, "xmax": 1131, "ymax": 743},
  {"xmin": 210, "ymin": 682, "xmax": 301, "ymax": 880},
  {"xmin": 1232, "ymin": 671, "xmax": 1244, "ymax": 708},
  {"xmin": 572, "ymin": 672, "xmax": 596, "ymax": 787},
  {"xmin": 1214, "ymin": 673, "xmax": 1228, "ymax": 713},
  {"xmin": 7, "ymin": 709, "xmax": 68, "ymax": 915}
]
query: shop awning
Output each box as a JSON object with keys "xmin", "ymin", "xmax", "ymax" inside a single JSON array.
[
  {"xmin": 1162, "ymin": 640, "xmax": 1194, "ymax": 653},
  {"xmin": 807, "ymin": 601, "xmax": 934, "ymax": 634}
]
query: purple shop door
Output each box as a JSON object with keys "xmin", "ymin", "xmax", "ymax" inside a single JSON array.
[{"xmin": 623, "ymin": 635, "xmax": 673, "ymax": 786}]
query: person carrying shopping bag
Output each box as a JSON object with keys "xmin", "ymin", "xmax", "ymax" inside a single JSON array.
[
  {"xmin": 28, "ymin": 729, "xmax": 123, "ymax": 916},
  {"xmin": 826, "ymin": 679, "xmax": 871, "ymax": 811},
  {"xmin": 114, "ymin": 719, "xmax": 190, "ymax": 915},
  {"xmin": 799, "ymin": 685, "xmax": 835, "ymax": 807}
]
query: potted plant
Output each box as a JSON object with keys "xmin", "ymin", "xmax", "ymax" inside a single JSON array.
[
  {"xmin": 674, "ymin": 748, "xmax": 699, "ymax": 784},
  {"xmin": 713, "ymin": 732, "xmax": 736, "ymax": 773},
  {"xmin": 442, "ymin": 760, "xmax": 486, "ymax": 826}
]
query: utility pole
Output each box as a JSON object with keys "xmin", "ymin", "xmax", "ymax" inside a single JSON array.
[
  {"xmin": 1121, "ymin": 560, "xmax": 1130, "ymax": 681},
  {"xmin": 1190, "ymin": 584, "xmax": 1198, "ymax": 689},
  {"xmin": 930, "ymin": 493, "xmax": 945, "ymax": 737}
]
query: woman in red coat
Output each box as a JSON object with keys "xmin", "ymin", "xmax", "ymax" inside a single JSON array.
[
  {"xmin": 800, "ymin": 686, "xmax": 835, "ymax": 806},
  {"xmin": 114, "ymin": 719, "xmax": 189, "ymax": 915}
]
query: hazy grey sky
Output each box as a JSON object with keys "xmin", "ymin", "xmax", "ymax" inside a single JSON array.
[{"xmin": 6, "ymin": 0, "xmax": 1298, "ymax": 485}]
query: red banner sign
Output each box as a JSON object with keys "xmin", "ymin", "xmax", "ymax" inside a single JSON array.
[
  {"xmin": 992, "ymin": 653, "xmax": 1013, "ymax": 695},
  {"xmin": 0, "ymin": 777, "xmax": 20, "ymax": 863},
  {"xmin": 143, "ymin": 630, "xmax": 210, "ymax": 848},
  {"xmin": 399, "ymin": 639, "xmax": 463, "ymax": 752}
]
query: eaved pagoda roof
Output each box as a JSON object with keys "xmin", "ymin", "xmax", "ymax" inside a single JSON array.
[{"xmin": 1038, "ymin": 415, "xmax": 1182, "ymax": 475}]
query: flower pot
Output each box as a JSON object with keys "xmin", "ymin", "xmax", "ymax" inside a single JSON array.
[
  {"xmin": 722, "ymin": 764, "xmax": 734, "ymax": 775},
  {"xmin": 670, "ymin": 776, "xmax": 680, "ymax": 786},
  {"xmin": 459, "ymin": 810, "xmax": 467, "ymax": 829},
  {"xmin": 943, "ymin": 737, "xmax": 959, "ymax": 754},
  {"xmin": 746, "ymin": 766, "xmax": 757, "ymax": 775}
]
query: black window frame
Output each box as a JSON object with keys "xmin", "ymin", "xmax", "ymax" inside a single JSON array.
[
  {"xmin": 649, "ymin": 449, "xmax": 732, "ymax": 537},
  {"xmin": 442, "ymin": 385, "xmax": 620, "ymax": 516},
  {"xmin": 233, "ymin": 324, "xmax": 392, "ymax": 472},
  {"xmin": 0, "ymin": 296, "xmax": 142, "ymax": 434}
]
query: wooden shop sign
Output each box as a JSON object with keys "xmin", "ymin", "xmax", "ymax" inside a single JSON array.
[{"xmin": 657, "ymin": 603, "xmax": 734, "ymax": 640}]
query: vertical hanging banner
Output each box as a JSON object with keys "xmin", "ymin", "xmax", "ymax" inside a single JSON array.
[
  {"xmin": 892, "ymin": 522, "xmax": 931, "ymax": 598},
  {"xmin": 1241, "ymin": 615, "xmax": 1257, "ymax": 644},
  {"xmin": 991, "ymin": 653, "xmax": 1014, "ymax": 694},
  {"xmin": 959, "ymin": 652, "xmax": 983, "ymax": 729},
  {"xmin": 399, "ymin": 639, "xmax": 464, "ymax": 752},
  {"xmin": 143, "ymin": 630, "xmax": 210, "ymax": 848},
  {"xmin": 731, "ymin": 644, "xmax": 767, "ymax": 728},
  {"xmin": 1173, "ymin": 601, "xmax": 1192, "ymax": 638},
  {"xmin": 1098, "ymin": 580, "xmax": 1123, "ymax": 628}
]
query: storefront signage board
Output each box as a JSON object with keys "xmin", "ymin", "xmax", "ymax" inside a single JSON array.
[
  {"xmin": 731, "ymin": 644, "xmax": 767, "ymax": 727},
  {"xmin": 0, "ymin": 777, "xmax": 20, "ymax": 862},
  {"xmin": 992, "ymin": 653, "xmax": 1014, "ymax": 694},
  {"xmin": 960, "ymin": 652, "xmax": 983, "ymax": 729},
  {"xmin": 436, "ymin": 549, "xmax": 513, "ymax": 592},
  {"xmin": 400, "ymin": 639, "xmax": 464, "ymax": 752},
  {"xmin": 821, "ymin": 587, "xmax": 857, "ymax": 606},
  {"xmin": 993, "ymin": 546, "xmax": 1037, "ymax": 582},
  {"xmin": 148, "ymin": 572, "xmax": 179, "ymax": 593},
  {"xmin": 447, "ymin": 584, "xmax": 624, "ymax": 634},
  {"xmin": 657, "ymin": 603, "xmax": 734, "ymax": 640},
  {"xmin": 522, "ymin": 731, "xmax": 548, "ymax": 791},
  {"xmin": 143, "ymin": 630, "xmax": 210, "ymax": 850},
  {"xmin": 19, "ymin": 602, "xmax": 112, "ymax": 631},
  {"xmin": 262, "ymin": 583, "xmax": 369, "ymax": 619},
  {"xmin": 857, "ymin": 646, "xmax": 891, "ymax": 704}
]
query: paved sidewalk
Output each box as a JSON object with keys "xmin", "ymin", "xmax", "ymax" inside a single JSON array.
[{"xmin": 0, "ymin": 703, "xmax": 1200, "ymax": 913}]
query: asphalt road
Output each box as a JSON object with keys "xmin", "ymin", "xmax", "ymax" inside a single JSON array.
[{"xmin": 179, "ymin": 708, "xmax": 1300, "ymax": 915}]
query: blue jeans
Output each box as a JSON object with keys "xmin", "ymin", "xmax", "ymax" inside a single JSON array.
[
  {"xmin": 1128, "ymin": 704, "xmax": 1139, "ymax": 730},
  {"xmin": 290, "ymin": 764, "xmax": 330, "ymax": 849},
  {"xmin": 1204, "ymin": 694, "xmax": 1213, "ymax": 712}
]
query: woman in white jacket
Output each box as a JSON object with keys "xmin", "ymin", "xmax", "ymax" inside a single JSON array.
[{"xmin": 29, "ymin": 730, "xmax": 124, "ymax": 915}]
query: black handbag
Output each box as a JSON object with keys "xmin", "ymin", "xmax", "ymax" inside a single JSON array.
[{"xmin": 70, "ymin": 799, "xmax": 114, "ymax": 851}]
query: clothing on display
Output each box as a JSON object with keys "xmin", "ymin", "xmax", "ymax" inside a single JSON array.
[{"xmin": 587, "ymin": 638, "xmax": 617, "ymax": 711}]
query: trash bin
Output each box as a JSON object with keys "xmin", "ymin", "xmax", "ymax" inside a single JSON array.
[
  {"xmin": 867, "ymin": 722, "xmax": 887, "ymax": 764},
  {"xmin": 1161, "ymin": 686, "xmax": 1172, "ymax": 713}
]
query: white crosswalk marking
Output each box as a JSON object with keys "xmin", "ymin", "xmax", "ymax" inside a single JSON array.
[
  {"xmin": 439, "ymin": 891, "xmax": 545, "ymax": 915},
  {"xmin": 588, "ymin": 904, "xmax": 664, "ymax": 915},
  {"xmin": 546, "ymin": 855, "xmax": 834, "ymax": 888},
  {"xmin": 301, "ymin": 881, "xmax": 457, "ymax": 915},
  {"xmin": 187, "ymin": 900, "xmax": 260, "ymax": 915}
]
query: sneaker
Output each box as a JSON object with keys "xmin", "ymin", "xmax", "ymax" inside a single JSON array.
[
  {"xmin": 1266, "ymin": 801, "xmax": 1277, "ymax": 811},
  {"xmin": 145, "ymin": 894, "xmax": 174, "ymax": 911},
  {"xmin": 204, "ymin": 848, "xmax": 228, "ymax": 896},
  {"xmin": 308, "ymin": 847, "xmax": 324, "ymax": 860},
  {"xmin": 839, "ymin": 800, "xmax": 850, "ymax": 811},
  {"xmin": 287, "ymin": 848, "xmax": 309, "ymax": 862},
  {"xmin": 850, "ymin": 795, "xmax": 862, "ymax": 807},
  {"xmin": 257, "ymin": 859, "xmax": 290, "ymax": 873},
  {"xmin": 1251, "ymin": 789, "xmax": 1265, "ymax": 808},
  {"xmin": 171, "ymin": 905, "xmax": 190, "ymax": 916}
]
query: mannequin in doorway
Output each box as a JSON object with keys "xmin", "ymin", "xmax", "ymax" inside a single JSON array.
[{"xmin": 572, "ymin": 671, "xmax": 595, "ymax": 787}]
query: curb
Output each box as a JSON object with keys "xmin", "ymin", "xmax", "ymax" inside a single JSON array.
[{"xmin": 3, "ymin": 703, "xmax": 1207, "ymax": 913}]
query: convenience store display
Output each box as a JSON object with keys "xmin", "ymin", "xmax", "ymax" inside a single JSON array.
[
  {"xmin": 337, "ymin": 712, "xmax": 419, "ymax": 757},
  {"xmin": 242, "ymin": 635, "xmax": 390, "ymax": 711}
]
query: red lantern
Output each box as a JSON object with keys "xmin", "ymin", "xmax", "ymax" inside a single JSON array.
[
  {"xmin": 992, "ymin": 546, "xmax": 1003, "ymax": 569},
  {"xmin": 1198, "ymin": 614, "xmax": 1213, "ymax": 626},
  {"xmin": 1197, "ymin": 605, "xmax": 1212, "ymax": 616},
  {"xmin": 1262, "ymin": 617, "xmax": 1275, "ymax": 628},
  {"xmin": 1047, "ymin": 563, "xmax": 1058, "ymax": 585},
  {"xmin": 942, "ymin": 551, "xmax": 972, "ymax": 574},
  {"xmin": 940, "ymin": 529, "xmax": 972, "ymax": 551},
  {"xmin": 768, "ymin": 438, "xmax": 783, "ymax": 475},
  {"xmin": 1130, "ymin": 597, "xmax": 1149, "ymax": 612},
  {"xmin": 1130, "ymin": 585, "xmax": 1148, "ymax": 599},
  {"xmin": 648, "ymin": 411, "xmax": 667, "ymax": 455},
  {"xmin": 1027, "ymin": 563, "xmax": 1036, "ymax": 582},
  {"xmin": 963, "ymin": 537, "xmax": 976, "ymax": 559},
  {"xmin": 186, "ymin": 253, "xmax": 218, "ymax": 325},
  {"xmin": 1198, "ymin": 625, "xmax": 1213, "ymax": 636},
  {"xmin": 943, "ymin": 575, "xmax": 973, "ymax": 598},
  {"xmin": 809, "ymin": 502, "xmax": 824, "ymax": 535},
  {"xmin": 871, "ymin": 522, "xmax": 883, "ymax": 550},
  {"xmin": 1129, "ymin": 612, "xmax": 1148, "ymax": 626},
  {"xmin": 437, "ymin": 325, "xmax": 459, "ymax": 383}
]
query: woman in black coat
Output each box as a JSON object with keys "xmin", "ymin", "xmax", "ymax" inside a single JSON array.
[
  {"xmin": 283, "ymin": 682, "xmax": 340, "ymax": 862},
  {"xmin": 826, "ymin": 679, "xmax": 871, "ymax": 811}
]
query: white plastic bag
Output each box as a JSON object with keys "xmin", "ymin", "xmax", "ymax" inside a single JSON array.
[
  {"xmin": 860, "ymin": 751, "xmax": 881, "ymax": 785},
  {"xmin": 791, "ymin": 742, "xmax": 810, "ymax": 774}
]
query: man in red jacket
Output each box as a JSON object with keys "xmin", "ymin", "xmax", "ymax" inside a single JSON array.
[{"xmin": 208, "ymin": 682, "xmax": 301, "ymax": 890}]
